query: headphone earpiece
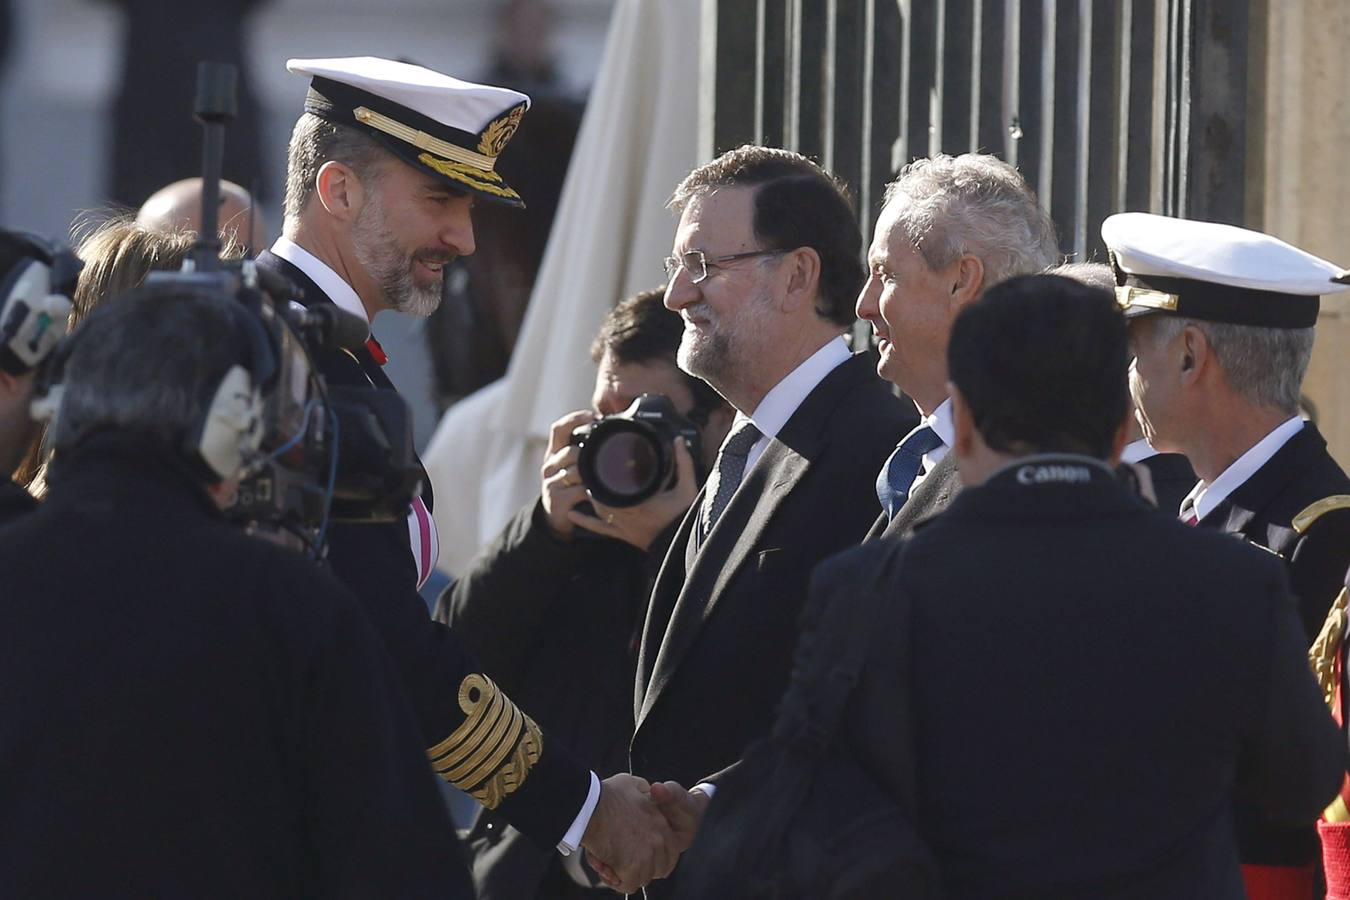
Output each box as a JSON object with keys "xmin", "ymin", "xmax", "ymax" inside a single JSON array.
[
  {"xmin": 183, "ymin": 299, "xmax": 277, "ymax": 483},
  {"xmin": 187, "ymin": 364, "xmax": 263, "ymax": 482},
  {"xmin": 0, "ymin": 232, "xmax": 80, "ymax": 376}
]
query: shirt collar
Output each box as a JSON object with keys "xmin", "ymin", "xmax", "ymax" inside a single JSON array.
[
  {"xmin": 269, "ymin": 236, "xmax": 371, "ymax": 330},
  {"xmin": 745, "ymin": 336, "xmax": 851, "ymax": 440},
  {"xmin": 920, "ymin": 396, "xmax": 956, "ymax": 450},
  {"xmin": 1120, "ymin": 437, "xmax": 1157, "ymax": 465},
  {"xmin": 1187, "ymin": 415, "xmax": 1304, "ymax": 521}
]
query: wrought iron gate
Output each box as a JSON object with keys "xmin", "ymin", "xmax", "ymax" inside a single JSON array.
[{"xmin": 698, "ymin": 0, "xmax": 1261, "ymax": 261}]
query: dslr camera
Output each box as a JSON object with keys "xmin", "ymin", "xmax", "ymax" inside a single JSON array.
[{"xmin": 569, "ymin": 394, "xmax": 702, "ymax": 507}]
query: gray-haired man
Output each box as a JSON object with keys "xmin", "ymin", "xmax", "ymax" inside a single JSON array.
[{"xmin": 855, "ymin": 152, "xmax": 1060, "ymax": 540}]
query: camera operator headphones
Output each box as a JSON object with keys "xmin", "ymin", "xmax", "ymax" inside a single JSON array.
[
  {"xmin": 33, "ymin": 284, "xmax": 280, "ymax": 485},
  {"xmin": 183, "ymin": 297, "xmax": 278, "ymax": 484},
  {"xmin": 0, "ymin": 230, "xmax": 79, "ymax": 376}
]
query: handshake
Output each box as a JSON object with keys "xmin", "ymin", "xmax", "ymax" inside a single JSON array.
[{"xmin": 580, "ymin": 773, "xmax": 711, "ymax": 893}]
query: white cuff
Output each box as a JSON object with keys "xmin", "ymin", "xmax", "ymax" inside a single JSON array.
[
  {"xmin": 557, "ymin": 771, "xmax": 602, "ymax": 856},
  {"xmin": 692, "ymin": 782, "xmax": 716, "ymax": 800}
]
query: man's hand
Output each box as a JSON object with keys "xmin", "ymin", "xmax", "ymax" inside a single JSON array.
[
  {"xmin": 541, "ymin": 409, "xmax": 596, "ymax": 540},
  {"xmin": 649, "ymin": 781, "xmax": 709, "ymax": 852},
  {"xmin": 581, "ymin": 774, "xmax": 681, "ymax": 893},
  {"xmin": 570, "ymin": 438, "xmax": 699, "ymax": 551},
  {"xmin": 588, "ymin": 781, "xmax": 709, "ymax": 890}
]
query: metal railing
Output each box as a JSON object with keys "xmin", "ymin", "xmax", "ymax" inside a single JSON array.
[{"xmin": 699, "ymin": 0, "xmax": 1259, "ymax": 261}]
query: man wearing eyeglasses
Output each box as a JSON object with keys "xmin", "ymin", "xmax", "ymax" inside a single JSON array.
[{"xmin": 615, "ymin": 145, "xmax": 915, "ymax": 895}]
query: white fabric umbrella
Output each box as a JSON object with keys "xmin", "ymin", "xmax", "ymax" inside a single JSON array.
[{"xmin": 424, "ymin": 0, "xmax": 703, "ymax": 576}]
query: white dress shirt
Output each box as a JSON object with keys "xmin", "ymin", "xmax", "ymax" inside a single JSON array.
[
  {"xmin": 1181, "ymin": 416, "xmax": 1305, "ymax": 522},
  {"xmin": 739, "ymin": 336, "xmax": 852, "ymax": 471},
  {"xmin": 269, "ymin": 236, "xmax": 372, "ymax": 329},
  {"xmin": 907, "ymin": 397, "xmax": 955, "ymax": 494},
  {"xmin": 1120, "ymin": 437, "xmax": 1158, "ymax": 465}
]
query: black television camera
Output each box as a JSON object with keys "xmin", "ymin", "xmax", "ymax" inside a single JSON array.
[
  {"xmin": 568, "ymin": 393, "xmax": 702, "ymax": 508},
  {"xmin": 147, "ymin": 62, "xmax": 422, "ymax": 554}
]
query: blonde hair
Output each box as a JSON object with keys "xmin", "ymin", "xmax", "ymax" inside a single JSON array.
[{"xmin": 12, "ymin": 215, "xmax": 244, "ymax": 492}]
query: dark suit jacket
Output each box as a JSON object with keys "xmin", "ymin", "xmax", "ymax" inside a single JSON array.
[
  {"xmin": 1197, "ymin": 422, "xmax": 1350, "ymax": 643},
  {"xmin": 1193, "ymin": 421, "xmax": 1350, "ymax": 870},
  {"xmin": 1138, "ymin": 451, "xmax": 1197, "ymax": 516},
  {"xmin": 436, "ymin": 500, "xmax": 671, "ymax": 900},
  {"xmin": 864, "ymin": 449, "xmax": 963, "ymax": 542},
  {"xmin": 815, "ymin": 455, "xmax": 1342, "ymax": 900},
  {"xmin": 0, "ymin": 431, "xmax": 470, "ymax": 898},
  {"xmin": 255, "ymin": 250, "xmax": 590, "ymax": 847},
  {"xmin": 632, "ymin": 351, "xmax": 913, "ymax": 892}
]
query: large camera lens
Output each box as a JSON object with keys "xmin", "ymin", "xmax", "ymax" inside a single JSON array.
[
  {"xmin": 577, "ymin": 421, "xmax": 667, "ymax": 507},
  {"xmin": 569, "ymin": 394, "xmax": 703, "ymax": 509}
]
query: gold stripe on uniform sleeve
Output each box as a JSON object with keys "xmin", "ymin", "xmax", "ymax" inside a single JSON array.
[
  {"xmin": 427, "ymin": 676, "xmax": 506, "ymax": 769},
  {"xmin": 1292, "ymin": 495, "xmax": 1350, "ymax": 535},
  {"xmin": 426, "ymin": 674, "xmax": 543, "ymax": 809},
  {"xmin": 441, "ymin": 702, "xmax": 520, "ymax": 784}
]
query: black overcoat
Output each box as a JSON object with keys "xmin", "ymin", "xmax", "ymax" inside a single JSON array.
[
  {"xmin": 816, "ymin": 455, "xmax": 1342, "ymax": 900},
  {"xmin": 0, "ymin": 433, "xmax": 471, "ymax": 898}
]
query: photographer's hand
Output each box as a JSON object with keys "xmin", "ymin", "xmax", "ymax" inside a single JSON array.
[
  {"xmin": 570, "ymin": 437, "xmax": 699, "ymax": 551},
  {"xmin": 541, "ymin": 409, "xmax": 596, "ymax": 540}
]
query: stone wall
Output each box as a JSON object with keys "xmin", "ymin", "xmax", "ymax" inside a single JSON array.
[{"xmin": 1263, "ymin": 0, "xmax": 1350, "ymax": 463}]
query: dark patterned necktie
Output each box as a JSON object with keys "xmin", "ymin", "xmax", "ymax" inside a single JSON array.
[
  {"xmin": 875, "ymin": 424, "xmax": 943, "ymax": 520},
  {"xmin": 699, "ymin": 420, "xmax": 762, "ymax": 539}
]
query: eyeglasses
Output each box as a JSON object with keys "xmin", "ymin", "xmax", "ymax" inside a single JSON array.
[{"xmin": 661, "ymin": 248, "xmax": 788, "ymax": 284}]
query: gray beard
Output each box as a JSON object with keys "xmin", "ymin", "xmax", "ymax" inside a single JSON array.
[{"xmin": 351, "ymin": 205, "xmax": 443, "ymax": 318}]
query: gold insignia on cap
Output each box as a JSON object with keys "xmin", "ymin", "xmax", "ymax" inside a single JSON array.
[
  {"xmin": 1115, "ymin": 285, "xmax": 1179, "ymax": 313},
  {"xmin": 418, "ymin": 153, "xmax": 522, "ymax": 201},
  {"xmin": 354, "ymin": 106, "xmax": 498, "ymax": 172},
  {"xmin": 426, "ymin": 674, "xmax": 542, "ymax": 808},
  {"xmin": 477, "ymin": 103, "xmax": 527, "ymax": 158}
]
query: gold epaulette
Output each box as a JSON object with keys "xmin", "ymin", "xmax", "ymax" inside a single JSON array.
[
  {"xmin": 1309, "ymin": 588, "xmax": 1349, "ymax": 711},
  {"xmin": 426, "ymin": 674, "xmax": 543, "ymax": 809},
  {"xmin": 1293, "ymin": 495, "xmax": 1350, "ymax": 535}
]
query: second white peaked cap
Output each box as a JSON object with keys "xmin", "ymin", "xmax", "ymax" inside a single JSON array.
[
  {"xmin": 287, "ymin": 57, "xmax": 531, "ymax": 206},
  {"xmin": 1102, "ymin": 212, "xmax": 1350, "ymax": 328}
]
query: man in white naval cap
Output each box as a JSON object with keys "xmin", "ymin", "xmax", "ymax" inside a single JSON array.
[
  {"xmin": 1104, "ymin": 211, "xmax": 1350, "ymax": 900},
  {"xmin": 254, "ymin": 57, "xmax": 685, "ymax": 894}
]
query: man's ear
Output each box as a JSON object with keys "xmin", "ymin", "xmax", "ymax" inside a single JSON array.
[
  {"xmin": 1179, "ymin": 323, "xmax": 1209, "ymax": 385},
  {"xmin": 949, "ymin": 255, "xmax": 985, "ymax": 308},
  {"xmin": 949, "ymin": 381, "xmax": 976, "ymax": 457},
  {"xmin": 315, "ymin": 160, "xmax": 365, "ymax": 223},
  {"xmin": 780, "ymin": 246, "xmax": 822, "ymax": 314}
]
